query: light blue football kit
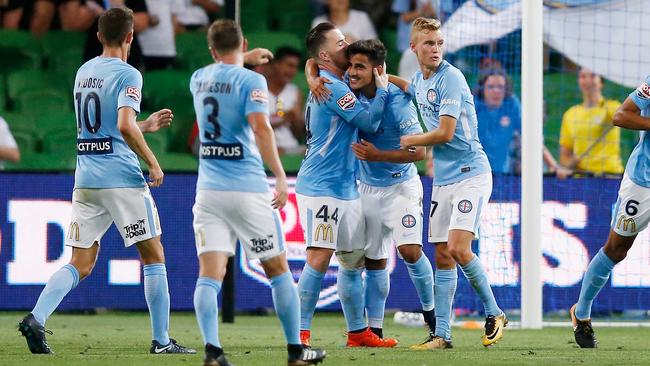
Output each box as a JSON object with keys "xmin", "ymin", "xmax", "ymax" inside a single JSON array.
[
  {"xmin": 576, "ymin": 76, "xmax": 650, "ymax": 321},
  {"xmin": 34, "ymin": 56, "xmax": 171, "ymax": 346},
  {"xmin": 410, "ymin": 60, "xmax": 501, "ymax": 341},
  {"xmin": 189, "ymin": 62, "xmax": 301, "ymax": 347},
  {"xmin": 357, "ymin": 83, "xmax": 435, "ymax": 332},
  {"xmin": 297, "ymin": 68, "xmax": 389, "ymax": 333}
]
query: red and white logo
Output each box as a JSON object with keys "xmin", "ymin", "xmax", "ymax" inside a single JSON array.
[
  {"xmin": 636, "ymin": 82, "xmax": 650, "ymax": 100},
  {"xmin": 251, "ymin": 89, "xmax": 268, "ymax": 103},
  {"xmin": 337, "ymin": 92, "xmax": 356, "ymax": 110},
  {"xmin": 125, "ymin": 86, "xmax": 141, "ymax": 102}
]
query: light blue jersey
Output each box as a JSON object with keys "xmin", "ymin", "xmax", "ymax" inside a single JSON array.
[
  {"xmin": 625, "ymin": 76, "xmax": 650, "ymax": 188},
  {"xmin": 190, "ymin": 63, "xmax": 270, "ymax": 193},
  {"xmin": 358, "ymin": 83, "xmax": 422, "ymax": 187},
  {"xmin": 73, "ymin": 57, "xmax": 146, "ymax": 189},
  {"xmin": 410, "ymin": 60, "xmax": 491, "ymax": 186},
  {"xmin": 296, "ymin": 69, "xmax": 388, "ymax": 200}
]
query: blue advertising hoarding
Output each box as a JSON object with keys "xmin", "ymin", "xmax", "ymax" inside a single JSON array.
[{"xmin": 0, "ymin": 173, "xmax": 648, "ymax": 314}]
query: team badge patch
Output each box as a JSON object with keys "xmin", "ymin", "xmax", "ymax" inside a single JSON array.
[
  {"xmin": 427, "ymin": 89, "xmax": 437, "ymax": 104},
  {"xmin": 125, "ymin": 86, "xmax": 141, "ymax": 102},
  {"xmin": 458, "ymin": 200, "xmax": 473, "ymax": 213},
  {"xmin": 402, "ymin": 214, "xmax": 417, "ymax": 228},
  {"xmin": 636, "ymin": 83, "xmax": 650, "ymax": 100},
  {"xmin": 251, "ymin": 89, "xmax": 268, "ymax": 103},
  {"xmin": 337, "ymin": 92, "xmax": 356, "ymax": 110},
  {"xmin": 500, "ymin": 116, "xmax": 511, "ymax": 127}
]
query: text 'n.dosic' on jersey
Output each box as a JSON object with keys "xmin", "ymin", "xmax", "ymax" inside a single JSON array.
[
  {"xmin": 357, "ymin": 83, "xmax": 422, "ymax": 187},
  {"xmin": 190, "ymin": 63, "xmax": 270, "ymax": 193},
  {"xmin": 409, "ymin": 60, "xmax": 491, "ymax": 186},
  {"xmin": 296, "ymin": 69, "xmax": 389, "ymax": 200},
  {"xmin": 73, "ymin": 56, "xmax": 146, "ymax": 189},
  {"xmin": 626, "ymin": 75, "xmax": 650, "ymax": 187}
]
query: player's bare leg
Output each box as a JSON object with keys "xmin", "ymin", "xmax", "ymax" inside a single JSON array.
[
  {"xmin": 298, "ymin": 247, "xmax": 334, "ymax": 347},
  {"xmin": 137, "ymin": 237, "xmax": 195, "ymax": 354},
  {"xmin": 572, "ymin": 230, "xmax": 635, "ymax": 348},
  {"xmin": 262, "ymin": 253, "xmax": 326, "ymax": 365},
  {"xmin": 19, "ymin": 243, "xmax": 100, "ymax": 354},
  {"xmin": 447, "ymin": 230, "xmax": 506, "ymax": 347}
]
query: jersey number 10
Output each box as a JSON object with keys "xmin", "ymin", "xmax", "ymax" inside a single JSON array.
[{"xmin": 75, "ymin": 92, "xmax": 102, "ymax": 134}]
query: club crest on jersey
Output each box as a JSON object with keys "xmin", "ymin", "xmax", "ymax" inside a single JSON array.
[
  {"xmin": 636, "ymin": 83, "xmax": 650, "ymax": 100},
  {"xmin": 251, "ymin": 89, "xmax": 268, "ymax": 103},
  {"xmin": 427, "ymin": 89, "xmax": 437, "ymax": 104},
  {"xmin": 500, "ymin": 116, "xmax": 511, "ymax": 127},
  {"xmin": 337, "ymin": 92, "xmax": 356, "ymax": 110},
  {"xmin": 458, "ymin": 200, "xmax": 473, "ymax": 213},
  {"xmin": 401, "ymin": 214, "xmax": 416, "ymax": 228},
  {"xmin": 125, "ymin": 86, "xmax": 140, "ymax": 102}
]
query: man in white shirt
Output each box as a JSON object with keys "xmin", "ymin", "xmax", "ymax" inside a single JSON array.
[
  {"xmin": 0, "ymin": 116, "xmax": 20, "ymax": 169},
  {"xmin": 260, "ymin": 46, "xmax": 306, "ymax": 155},
  {"xmin": 138, "ymin": 0, "xmax": 183, "ymax": 70}
]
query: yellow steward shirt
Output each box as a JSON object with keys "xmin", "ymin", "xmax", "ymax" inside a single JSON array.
[{"xmin": 559, "ymin": 99, "xmax": 624, "ymax": 174}]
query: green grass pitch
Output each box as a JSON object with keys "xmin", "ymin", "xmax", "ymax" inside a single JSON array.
[{"xmin": 1, "ymin": 312, "xmax": 649, "ymax": 365}]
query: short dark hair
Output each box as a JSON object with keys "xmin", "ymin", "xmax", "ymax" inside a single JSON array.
[
  {"xmin": 305, "ymin": 22, "xmax": 336, "ymax": 59},
  {"xmin": 273, "ymin": 46, "xmax": 302, "ymax": 63},
  {"xmin": 476, "ymin": 68, "xmax": 512, "ymax": 99},
  {"xmin": 208, "ymin": 19, "xmax": 243, "ymax": 53},
  {"xmin": 345, "ymin": 39, "xmax": 387, "ymax": 66},
  {"xmin": 98, "ymin": 7, "xmax": 134, "ymax": 47}
]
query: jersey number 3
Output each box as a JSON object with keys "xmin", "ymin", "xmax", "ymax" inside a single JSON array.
[{"xmin": 203, "ymin": 96, "xmax": 221, "ymax": 140}]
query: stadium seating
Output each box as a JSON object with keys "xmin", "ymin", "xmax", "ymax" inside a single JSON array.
[
  {"xmin": 0, "ymin": 30, "xmax": 41, "ymax": 75},
  {"xmin": 246, "ymin": 31, "xmax": 304, "ymax": 54},
  {"xmin": 0, "ymin": 74, "xmax": 6, "ymax": 112},
  {"xmin": 16, "ymin": 89, "xmax": 71, "ymax": 116},
  {"xmin": 143, "ymin": 70, "xmax": 192, "ymax": 110},
  {"xmin": 7, "ymin": 70, "xmax": 68, "ymax": 108},
  {"xmin": 175, "ymin": 31, "xmax": 212, "ymax": 71}
]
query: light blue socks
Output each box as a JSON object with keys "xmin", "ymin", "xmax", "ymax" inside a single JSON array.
[
  {"xmin": 364, "ymin": 269, "xmax": 390, "ymax": 328},
  {"xmin": 298, "ymin": 264, "xmax": 325, "ymax": 330},
  {"xmin": 460, "ymin": 256, "xmax": 501, "ymax": 317},
  {"xmin": 405, "ymin": 255, "xmax": 435, "ymax": 312},
  {"xmin": 434, "ymin": 268, "xmax": 457, "ymax": 340},
  {"xmin": 337, "ymin": 267, "xmax": 366, "ymax": 331},
  {"xmin": 143, "ymin": 263, "xmax": 170, "ymax": 345},
  {"xmin": 270, "ymin": 272, "xmax": 301, "ymax": 344},
  {"xmin": 32, "ymin": 264, "xmax": 80, "ymax": 325},
  {"xmin": 193, "ymin": 276, "xmax": 222, "ymax": 347},
  {"xmin": 576, "ymin": 248, "xmax": 616, "ymax": 319}
]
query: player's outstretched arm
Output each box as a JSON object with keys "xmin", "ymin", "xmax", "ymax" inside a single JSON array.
[
  {"xmin": 613, "ymin": 97, "xmax": 650, "ymax": 130},
  {"xmin": 352, "ymin": 139, "xmax": 425, "ymax": 163},
  {"xmin": 248, "ymin": 112, "xmax": 288, "ymax": 209},
  {"xmin": 244, "ymin": 48, "xmax": 274, "ymax": 66},
  {"xmin": 400, "ymin": 115, "xmax": 456, "ymax": 148},
  {"xmin": 138, "ymin": 109, "xmax": 173, "ymax": 133},
  {"xmin": 388, "ymin": 74, "xmax": 411, "ymax": 94},
  {"xmin": 118, "ymin": 107, "xmax": 164, "ymax": 187}
]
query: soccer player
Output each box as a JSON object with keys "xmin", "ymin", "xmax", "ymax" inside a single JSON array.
[
  {"xmin": 306, "ymin": 39, "xmax": 436, "ymax": 343},
  {"xmin": 189, "ymin": 19, "xmax": 326, "ymax": 366},
  {"xmin": 296, "ymin": 22, "xmax": 396, "ymax": 348},
  {"xmin": 396, "ymin": 17, "xmax": 507, "ymax": 348},
  {"xmin": 570, "ymin": 76, "xmax": 650, "ymax": 348},
  {"xmin": 18, "ymin": 8, "xmax": 195, "ymax": 355}
]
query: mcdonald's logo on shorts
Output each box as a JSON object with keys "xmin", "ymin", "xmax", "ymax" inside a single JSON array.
[
  {"xmin": 315, "ymin": 223, "xmax": 333, "ymax": 243},
  {"xmin": 617, "ymin": 216, "xmax": 637, "ymax": 233}
]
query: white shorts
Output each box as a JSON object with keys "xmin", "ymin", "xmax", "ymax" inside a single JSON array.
[
  {"xmin": 193, "ymin": 190, "xmax": 285, "ymax": 260},
  {"xmin": 360, "ymin": 176, "xmax": 423, "ymax": 260},
  {"xmin": 611, "ymin": 174, "xmax": 650, "ymax": 236},
  {"xmin": 65, "ymin": 187, "xmax": 162, "ymax": 248},
  {"xmin": 428, "ymin": 173, "xmax": 492, "ymax": 243},
  {"xmin": 296, "ymin": 194, "xmax": 365, "ymax": 252}
]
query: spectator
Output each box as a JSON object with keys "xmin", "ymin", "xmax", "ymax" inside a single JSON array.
[
  {"xmin": 392, "ymin": 0, "xmax": 455, "ymax": 53},
  {"xmin": 83, "ymin": 0, "xmax": 149, "ymax": 70},
  {"xmin": 0, "ymin": 116, "xmax": 20, "ymax": 169},
  {"xmin": 26, "ymin": 0, "xmax": 98, "ymax": 36},
  {"xmin": 475, "ymin": 68, "xmax": 521, "ymax": 174},
  {"xmin": 311, "ymin": 0, "xmax": 377, "ymax": 43},
  {"xmin": 259, "ymin": 46, "xmax": 306, "ymax": 155},
  {"xmin": 138, "ymin": 0, "xmax": 181, "ymax": 70},
  {"xmin": 176, "ymin": 0, "xmax": 221, "ymax": 31},
  {"xmin": 559, "ymin": 68, "xmax": 623, "ymax": 175},
  {"xmin": 1, "ymin": 0, "xmax": 23, "ymax": 29},
  {"xmin": 353, "ymin": 0, "xmax": 393, "ymax": 29}
]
